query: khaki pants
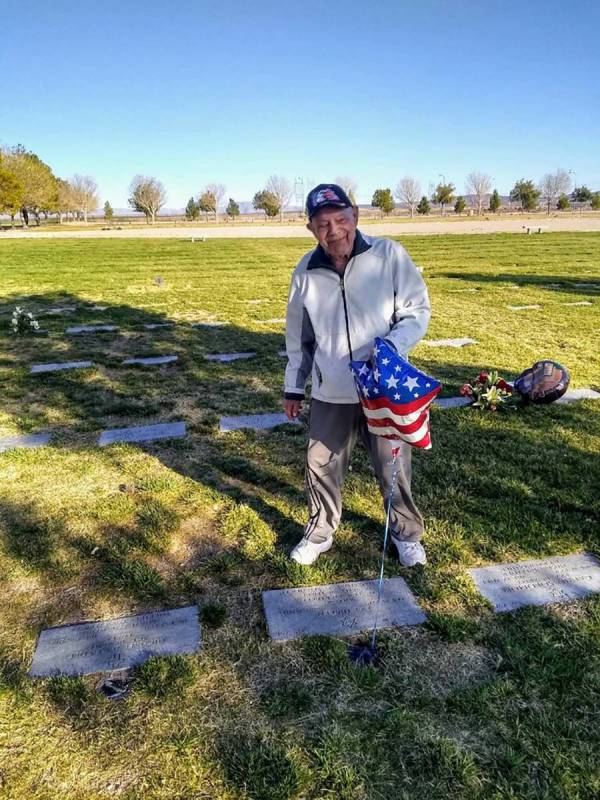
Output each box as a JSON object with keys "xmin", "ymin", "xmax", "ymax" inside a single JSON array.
[{"xmin": 304, "ymin": 399, "xmax": 424, "ymax": 544}]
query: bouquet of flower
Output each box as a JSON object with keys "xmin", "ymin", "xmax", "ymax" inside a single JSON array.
[
  {"xmin": 460, "ymin": 370, "xmax": 517, "ymax": 411},
  {"xmin": 10, "ymin": 306, "xmax": 40, "ymax": 335}
]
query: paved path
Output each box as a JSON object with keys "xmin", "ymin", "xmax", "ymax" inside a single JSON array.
[{"xmin": 2, "ymin": 216, "xmax": 600, "ymax": 239}]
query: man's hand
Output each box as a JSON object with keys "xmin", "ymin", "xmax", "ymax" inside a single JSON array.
[{"xmin": 284, "ymin": 398, "xmax": 303, "ymax": 420}]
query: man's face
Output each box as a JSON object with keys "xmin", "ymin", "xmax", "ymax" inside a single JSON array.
[{"xmin": 307, "ymin": 205, "xmax": 359, "ymax": 260}]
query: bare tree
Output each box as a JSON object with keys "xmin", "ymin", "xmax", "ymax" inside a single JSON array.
[
  {"xmin": 334, "ymin": 175, "xmax": 358, "ymax": 204},
  {"xmin": 128, "ymin": 175, "xmax": 166, "ymax": 223},
  {"xmin": 465, "ymin": 172, "xmax": 492, "ymax": 216},
  {"xmin": 394, "ymin": 176, "xmax": 421, "ymax": 218},
  {"xmin": 70, "ymin": 174, "xmax": 98, "ymax": 223},
  {"xmin": 204, "ymin": 182, "xmax": 226, "ymax": 222},
  {"xmin": 266, "ymin": 175, "xmax": 292, "ymax": 222},
  {"xmin": 539, "ymin": 169, "xmax": 571, "ymax": 214}
]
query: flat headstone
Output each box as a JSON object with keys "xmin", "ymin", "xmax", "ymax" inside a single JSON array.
[
  {"xmin": 219, "ymin": 412, "xmax": 298, "ymax": 432},
  {"xmin": 30, "ymin": 360, "xmax": 93, "ymax": 374},
  {"xmin": 29, "ymin": 605, "xmax": 201, "ymax": 677},
  {"xmin": 422, "ymin": 338, "xmax": 478, "ymax": 348},
  {"xmin": 448, "ymin": 288, "xmax": 478, "ymax": 293},
  {"xmin": 574, "ymin": 283, "xmax": 600, "ymax": 289},
  {"xmin": 555, "ymin": 388, "xmax": 600, "ymax": 404},
  {"xmin": 468, "ymin": 552, "xmax": 600, "ymax": 613},
  {"xmin": 257, "ymin": 318, "xmax": 286, "ymax": 324},
  {"xmin": 263, "ymin": 577, "xmax": 426, "ymax": 641},
  {"xmin": 204, "ymin": 352, "xmax": 256, "ymax": 363},
  {"xmin": 563, "ymin": 301, "xmax": 592, "ymax": 306},
  {"xmin": 435, "ymin": 396, "xmax": 471, "ymax": 409},
  {"xmin": 122, "ymin": 355, "xmax": 178, "ymax": 366},
  {"xmin": 67, "ymin": 325, "xmax": 118, "ymax": 334},
  {"xmin": 99, "ymin": 421, "xmax": 186, "ymax": 446},
  {"xmin": 0, "ymin": 432, "xmax": 52, "ymax": 453},
  {"xmin": 89, "ymin": 305, "xmax": 108, "ymax": 311},
  {"xmin": 507, "ymin": 305, "xmax": 541, "ymax": 311},
  {"xmin": 245, "ymin": 299, "xmax": 265, "ymax": 304},
  {"xmin": 44, "ymin": 306, "xmax": 76, "ymax": 315},
  {"xmin": 144, "ymin": 323, "xmax": 174, "ymax": 330},
  {"xmin": 191, "ymin": 321, "xmax": 227, "ymax": 328}
]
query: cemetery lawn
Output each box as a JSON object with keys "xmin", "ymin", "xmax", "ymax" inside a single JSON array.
[{"xmin": 1, "ymin": 232, "xmax": 599, "ymax": 800}]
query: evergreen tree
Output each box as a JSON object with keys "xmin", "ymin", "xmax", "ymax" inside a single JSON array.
[
  {"xmin": 416, "ymin": 195, "xmax": 430, "ymax": 215},
  {"xmin": 571, "ymin": 186, "xmax": 593, "ymax": 204},
  {"xmin": 510, "ymin": 179, "xmax": 540, "ymax": 212},
  {"xmin": 371, "ymin": 188, "xmax": 395, "ymax": 216},
  {"xmin": 454, "ymin": 196, "xmax": 466, "ymax": 214},
  {"xmin": 103, "ymin": 200, "xmax": 114, "ymax": 223},
  {"xmin": 591, "ymin": 192, "xmax": 600, "ymax": 210},
  {"xmin": 226, "ymin": 198, "xmax": 240, "ymax": 219},
  {"xmin": 185, "ymin": 196, "xmax": 199, "ymax": 221},
  {"xmin": 432, "ymin": 182, "xmax": 455, "ymax": 214},
  {"xmin": 253, "ymin": 190, "xmax": 280, "ymax": 218},
  {"xmin": 489, "ymin": 189, "xmax": 501, "ymax": 213}
]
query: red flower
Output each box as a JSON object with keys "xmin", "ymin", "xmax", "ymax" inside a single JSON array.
[
  {"xmin": 460, "ymin": 383, "xmax": 473, "ymax": 396},
  {"xmin": 478, "ymin": 371, "xmax": 489, "ymax": 384},
  {"xmin": 497, "ymin": 378, "xmax": 513, "ymax": 393}
]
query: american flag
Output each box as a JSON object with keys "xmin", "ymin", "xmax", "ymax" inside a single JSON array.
[{"xmin": 350, "ymin": 337, "xmax": 441, "ymax": 450}]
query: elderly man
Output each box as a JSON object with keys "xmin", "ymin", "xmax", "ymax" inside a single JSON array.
[{"xmin": 284, "ymin": 183, "xmax": 431, "ymax": 566}]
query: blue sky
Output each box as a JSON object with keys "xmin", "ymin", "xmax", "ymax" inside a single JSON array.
[{"xmin": 2, "ymin": 1, "xmax": 598, "ymax": 208}]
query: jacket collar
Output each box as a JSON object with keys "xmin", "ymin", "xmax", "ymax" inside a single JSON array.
[{"xmin": 307, "ymin": 229, "xmax": 372, "ymax": 271}]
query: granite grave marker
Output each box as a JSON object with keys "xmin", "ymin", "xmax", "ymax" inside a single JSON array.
[
  {"xmin": 99, "ymin": 421, "xmax": 186, "ymax": 446},
  {"xmin": 468, "ymin": 552, "xmax": 600, "ymax": 612},
  {"xmin": 29, "ymin": 605, "xmax": 201, "ymax": 677},
  {"xmin": 263, "ymin": 577, "xmax": 426, "ymax": 641},
  {"xmin": 219, "ymin": 413, "xmax": 298, "ymax": 432},
  {"xmin": 31, "ymin": 361, "xmax": 94, "ymax": 374}
]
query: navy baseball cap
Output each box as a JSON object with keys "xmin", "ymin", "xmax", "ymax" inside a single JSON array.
[{"xmin": 306, "ymin": 183, "xmax": 353, "ymax": 219}]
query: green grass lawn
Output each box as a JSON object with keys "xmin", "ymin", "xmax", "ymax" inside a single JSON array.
[{"xmin": 0, "ymin": 233, "xmax": 599, "ymax": 799}]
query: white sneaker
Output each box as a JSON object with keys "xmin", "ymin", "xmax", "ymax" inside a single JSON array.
[
  {"xmin": 391, "ymin": 538, "xmax": 427, "ymax": 567},
  {"xmin": 290, "ymin": 537, "xmax": 333, "ymax": 565}
]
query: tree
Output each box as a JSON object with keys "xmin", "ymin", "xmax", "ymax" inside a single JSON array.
[
  {"xmin": 539, "ymin": 169, "xmax": 571, "ymax": 214},
  {"xmin": 197, "ymin": 191, "xmax": 215, "ymax": 222},
  {"xmin": 1, "ymin": 145, "xmax": 58, "ymax": 226},
  {"xmin": 489, "ymin": 189, "xmax": 501, "ymax": 213},
  {"xmin": 104, "ymin": 201, "xmax": 114, "ymax": 223},
  {"xmin": 128, "ymin": 175, "xmax": 166, "ymax": 223},
  {"xmin": 55, "ymin": 178, "xmax": 78, "ymax": 223},
  {"xmin": 70, "ymin": 174, "xmax": 98, "ymax": 223},
  {"xmin": 454, "ymin": 196, "xmax": 466, "ymax": 214},
  {"xmin": 371, "ymin": 188, "xmax": 395, "ymax": 217},
  {"xmin": 432, "ymin": 182, "xmax": 455, "ymax": 215},
  {"xmin": 465, "ymin": 172, "xmax": 492, "ymax": 216},
  {"xmin": 226, "ymin": 198, "xmax": 240, "ymax": 219},
  {"xmin": 334, "ymin": 175, "xmax": 358, "ymax": 204},
  {"xmin": 265, "ymin": 175, "xmax": 292, "ymax": 222},
  {"xmin": 185, "ymin": 196, "xmax": 199, "ymax": 221},
  {"xmin": 557, "ymin": 194, "xmax": 570, "ymax": 211},
  {"xmin": 253, "ymin": 189, "xmax": 280, "ymax": 218},
  {"xmin": 571, "ymin": 185, "xmax": 593, "ymax": 205},
  {"xmin": 204, "ymin": 183, "xmax": 226, "ymax": 222},
  {"xmin": 394, "ymin": 176, "xmax": 421, "ymax": 218},
  {"xmin": 510, "ymin": 179, "xmax": 540, "ymax": 212},
  {"xmin": 591, "ymin": 192, "xmax": 600, "ymax": 211},
  {"xmin": 417, "ymin": 195, "xmax": 430, "ymax": 215},
  {"xmin": 0, "ymin": 166, "xmax": 24, "ymax": 226}
]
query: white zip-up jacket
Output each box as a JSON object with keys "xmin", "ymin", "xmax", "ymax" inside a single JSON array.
[{"xmin": 284, "ymin": 231, "xmax": 431, "ymax": 404}]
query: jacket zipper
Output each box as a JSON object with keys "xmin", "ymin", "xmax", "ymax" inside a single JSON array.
[{"xmin": 339, "ymin": 267, "xmax": 354, "ymax": 362}]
